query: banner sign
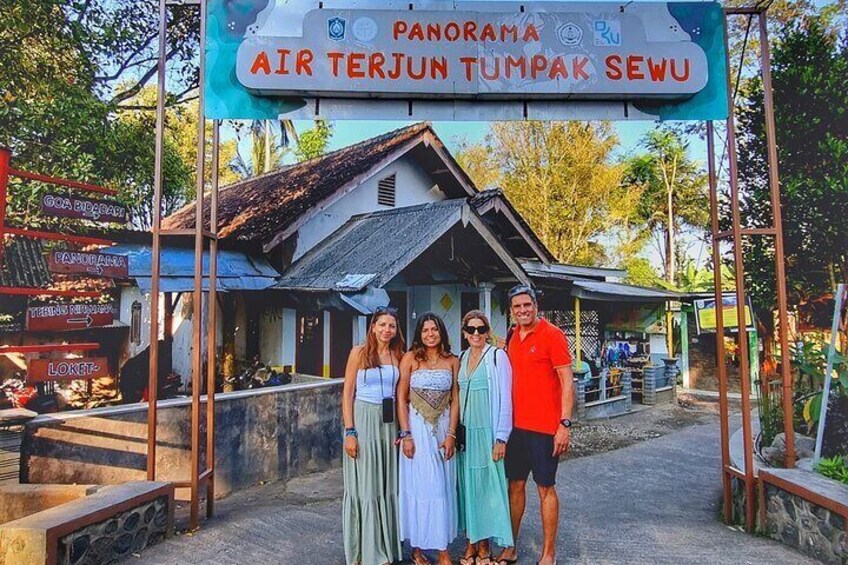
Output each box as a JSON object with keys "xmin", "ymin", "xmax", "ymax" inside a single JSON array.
[
  {"xmin": 207, "ymin": 1, "xmax": 728, "ymax": 121},
  {"xmin": 694, "ymin": 295, "xmax": 755, "ymax": 334},
  {"xmin": 41, "ymin": 193, "xmax": 127, "ymax": 224},
  {"xmin": 27, "ymin": 357, "xmax": 109, "ymax": 383},
  {"xmin": 26, "ymin": 303, "xmax": 115, "ymax": 332},
  {"xmin": 48, "ymin": 251, "xmax": 129, "ymax": 279}
]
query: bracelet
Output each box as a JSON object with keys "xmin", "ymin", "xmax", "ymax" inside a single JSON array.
[
  {"xmin": 446, "ymin": 431, "xmax": 457, "ymax": 439},
  {"xmin": 344, "ymin": 428, "xmax": 358, "ymax": 437},
  {"xmin": 397, "ymin": 430, "xmax": 412, "ymax": 440}
]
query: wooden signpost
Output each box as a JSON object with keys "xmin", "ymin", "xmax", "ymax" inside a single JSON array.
[
  {"xmin": 27, "ymin": 357, "xmax": 109, "ymax": 383},
  {"xmin": 48, "ymin": 250, "xmax": 129, "ymax": 278},
  {"xmin": 40, "ymin": 193, "xmax": 127, "ymax": 223},
  {"xmin": 26, "ymin": 303, "xmax": 115, "ymax": 332}
]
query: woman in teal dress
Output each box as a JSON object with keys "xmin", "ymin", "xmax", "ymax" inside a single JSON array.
[{"xmin": 457, "ymin": 310, "xmax": 514, "ymax": 565}]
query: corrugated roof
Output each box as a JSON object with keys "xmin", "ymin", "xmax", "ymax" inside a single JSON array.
[
  {"xmin": 107, "ymin": 244, "xmax": 279, "ymax": 293},
  {"xmin": 522, "ymin": 260, "xmax": 627, "ymax": 282},
  {"xmin": 0, "ymin": 237, "xmax": 52, "ymax": 288},
  {"xmin": 163, "ymin": 122, "xmax": 438, "ymax": 248},
  {"xmin": 571, "ymin": 280, "xmax": 680, "ymax": 302},
  {"xmin": 275, "ymin": 200, "xmax": 466, "ymax": 291},
  {"xmin": 471, "ymin": 189, "xmax": 555, "ymax": 263}
]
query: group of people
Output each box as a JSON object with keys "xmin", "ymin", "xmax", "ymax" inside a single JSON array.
[{"xmin": 342, "ymin": 285, "xmax": 574, "ymax": 565}]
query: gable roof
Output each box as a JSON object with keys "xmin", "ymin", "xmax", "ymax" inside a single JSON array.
[
  {"xmin": 275, "ymin": 200, "xmax": 531, "ymax": 291},
  {"xmin": 471, "ymin": 188, "xmax": 555, "ymax": 263},
  {"xmin": 163, "ymin": 122, "xmax": 475, "ymax": 251}
]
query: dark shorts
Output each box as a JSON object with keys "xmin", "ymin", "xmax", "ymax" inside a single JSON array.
[{"xmin": 504, "ymin": 427, "xmax": 559, "ymax": 487}]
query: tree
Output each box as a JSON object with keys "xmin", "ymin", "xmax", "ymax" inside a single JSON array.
[
  {"xmin": 295, "ymin": 120, "xmax": 333, "ymax": 162},
  {"xmin": 736, "ymin": 16, "xmax": 848, "ymax": 310},
  {"xmin": 624, "ymin": 128, "xmax": 709, "ymax": 286},
  {"xmin": 457, "ymin": 122, "xmax": 633, "ymax": 265}
]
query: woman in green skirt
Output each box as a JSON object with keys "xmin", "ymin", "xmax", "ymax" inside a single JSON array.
[
  {"xmin": 457, "ymin": 310, "xmax": 514, "ymax": 565},
  {"xmin": 342, "ymin": 306, "xmax": 406, "ymax": 565}
]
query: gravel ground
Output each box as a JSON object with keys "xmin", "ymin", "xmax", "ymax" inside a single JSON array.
[{"xmin": 565, "ymin": 392, "xmax": 723, "ymax": 459}]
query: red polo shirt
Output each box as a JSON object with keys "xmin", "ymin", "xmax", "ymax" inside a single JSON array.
[{"xmin": 508, "ymin": 318, "xmax": 572, "ymax": 435}]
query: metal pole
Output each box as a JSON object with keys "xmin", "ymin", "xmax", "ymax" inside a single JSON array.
[
  {"xmin": 190, "ymin": 0, "xmax": 208, "ymax": 530},
  {"xmin": 758, "ymin": 12, "xmax": 796, "ymax": 468},
  {"xmin": 723, "ymin": 20, "xmax": 756, "ymax": 532},
  {"xmin": 815, "ymin": 284, "xmax": 845, "ymax": 461},
  {"xmin": 147, "ymin": 0, "xmax": 168, "ymax": 482},
  {"xmin": 206, "ymin": 119, "xmax": 220, "ymax": 518},
  {"xmin": 0, "ymin": 147, "xmax": 10, "ymax": 270},
  {"xmin": 707, "ymin": 121, "xmax": 733, "ymax": 523},
  {"xmin": 574, "ymin": 296, "xmax": 581, "ymax": 364}
]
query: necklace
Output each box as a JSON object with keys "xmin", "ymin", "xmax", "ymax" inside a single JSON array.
[{"xmin": 426, "ymin": 353, "xmax": 439, "ymax": 369}]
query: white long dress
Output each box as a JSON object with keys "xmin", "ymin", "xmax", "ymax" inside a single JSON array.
[{"xmin": 399, "ymin": 368, "xmax": 458, "ymax": 551}]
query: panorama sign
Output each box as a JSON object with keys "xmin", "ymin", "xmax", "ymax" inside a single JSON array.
[
  {"xmin": 237, "ymin": 11, "xmax": 708, "ymax": 99},
  {"xmin": 207, "ymin": 1, "xmax": 728, "ymax": 121}
]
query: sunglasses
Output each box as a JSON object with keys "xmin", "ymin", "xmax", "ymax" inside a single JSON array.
[
  {"xmin": 373, "ymin": 305, "xmax": 398, "ymax": 316},
  {"xmin": 508, "ymin": 284, "xmax": 536, "ymax": 300},
  {"xmin": 463, "ymin": 324, "xmax": 490, "ymax": 335}
]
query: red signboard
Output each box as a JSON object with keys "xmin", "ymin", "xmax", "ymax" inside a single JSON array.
[
  {"xmin": 40, "ymin": 193, "xmax": 127, "ymax": 224},
  {"xmin": 26, "ymin": 303, "xmax": 115, "ymax": 332},
  {"xmin": 27, "ymin": 357, "xmax": 109, "ymax": 383},
  {"xmin": 48, "ymin": 251, "xmax": 129, "ymax": 278}
]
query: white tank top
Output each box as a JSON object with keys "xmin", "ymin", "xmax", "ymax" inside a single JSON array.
[{"xmin": 355, "ymin": 364, "xmax": 399, "ymax": 405}]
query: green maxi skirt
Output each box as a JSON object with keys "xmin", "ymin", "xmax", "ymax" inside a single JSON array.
[{"xmin": 343, "ymin": 400, "xmax": 402, "ymax": 565}]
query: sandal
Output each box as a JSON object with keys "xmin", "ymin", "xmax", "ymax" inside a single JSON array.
[
  {"xmin": 411, "ymin": 551, "xmax": 432, "ymax": 565},
  {"xmin": 460, "ymin": 558, "xmax": 476, "ymax": 565},
  {"xmin": 476, "ymin": 554, "xmax": 492, "ymax": 565}
]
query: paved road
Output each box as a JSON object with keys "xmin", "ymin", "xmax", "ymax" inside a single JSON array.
[{"xmin": 140, "ymin": 420, "xmax": 815, "ymax": 564}]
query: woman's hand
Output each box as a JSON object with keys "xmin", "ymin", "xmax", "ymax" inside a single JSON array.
[
  {"xmin": 344, "ymin": 435, "xmax": 358, "ymax": 459},
  {"xmin": 492, "ymin": 441, "xmax": 506, "ymax": 462},
  {"xmin": 402, "ymin": 437, "xmax": 416, "ymax": 459},
  {"xmin": 441, "ymin": 435, "xmax": 456, "ymax": 460}
]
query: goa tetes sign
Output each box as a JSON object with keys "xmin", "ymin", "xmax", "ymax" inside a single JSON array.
[{"xmin": 207, "ymin": 1, "xmax": 728, "ymax": 121}]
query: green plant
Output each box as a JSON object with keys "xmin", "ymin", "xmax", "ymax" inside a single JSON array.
[{"xmin": 815, "ymin": 455, "xmax": 848, "ymax": 485}]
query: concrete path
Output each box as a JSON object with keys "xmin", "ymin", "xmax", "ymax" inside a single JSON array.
[{"xmin": 139, "ymin": 420, "xmax": 815, "ymax": 564}]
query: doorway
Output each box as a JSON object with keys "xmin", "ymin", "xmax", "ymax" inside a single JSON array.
[
  {"xmin": 330, "ymin": 311, "xmax": 354, "ymax": 378},
  {"xmin": 296, "ymin": 310, "xmax": 323, "ymax": 376}
]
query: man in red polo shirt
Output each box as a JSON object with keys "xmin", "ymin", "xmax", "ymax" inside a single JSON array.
[{"xmin": 495, "ymin": 285, "xmax": 573, "ymax": 565}]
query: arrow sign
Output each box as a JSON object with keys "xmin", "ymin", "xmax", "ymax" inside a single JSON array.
[
  {"xmin": 48, "ymin": 251, "xmax": 129, "ymax": 279},
  {"xmin": 40, "ymin": 193, "xmax": 127, "ymax": 224},
  {"xmin": 26, "ymin": 303, "xmax": 115, "ymax": 332},
  {"xmin": 27, "ymin": 357, "xmax": 109, "ymax": 383}
]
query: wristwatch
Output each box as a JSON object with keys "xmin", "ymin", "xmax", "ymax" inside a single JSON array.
[
  {"xmin": 560, "ymin": 418, "xmax": 573, "ymax": 429},
  {"xmin": 495, "ymin": 439, "xmax": 506, "ymax": 445}
]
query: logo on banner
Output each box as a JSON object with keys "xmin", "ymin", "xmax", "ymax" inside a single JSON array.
[
  {"xmin": 557, "ymin": 22, "xmax": 583, "ymax": 46},
  {"xmin": 594, "ymin": 20, "xmax": 622, "ymax": 46},
  {"xmin": 328, "ymin": 17, "xmax": 346, "ymax": 41},
  {"xmin": 353, "ymin": 17, "xmax": 378, "ymax": 42}
]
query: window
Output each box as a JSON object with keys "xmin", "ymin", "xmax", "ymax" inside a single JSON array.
[
  {"xmin": 377, "ymin": 174, "xmax": 396, "ymax": 207},
  {"xmin": 131, "ymin": 301, "xmax": 142, "ymax": 344}
]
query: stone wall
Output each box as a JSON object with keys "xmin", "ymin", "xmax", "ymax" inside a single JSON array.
[
  {"xmin": 20, "ymin": 380, "xmax": 343, "ymax": 497},
  {"xmin": 59, "ymin": 494, "xmax": 169, "ymax": 564},
  {"xmin": 762, "ymin": 481, "xmax": 848, "ymax": 564}
]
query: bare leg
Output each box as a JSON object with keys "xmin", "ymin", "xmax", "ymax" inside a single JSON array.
[
  {"xmin": 494, "ymin": 480, "xmax": 526, "ymax": 562},
  {"xmin": 461, "ymin": 541, "xmax": 477, "ymax": 564},
  {"xmin": 437, "ymin": 549, "xmax": 452, "ymax": 565},
  {"xmin": 477, "ymin": 539, "xmax": 491, "ymax": 560},
  {"xmin": 537, "ymin": 485, "xmax": 559, "ymax": 565}
]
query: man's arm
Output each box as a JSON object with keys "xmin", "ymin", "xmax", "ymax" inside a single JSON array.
[{"xmin": 552, "ymin": 364, "xmax": 573, "ymax": 457}]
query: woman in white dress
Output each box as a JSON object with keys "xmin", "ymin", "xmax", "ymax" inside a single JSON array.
[{"xmin": 397, "ymin": 312, "xmax": 460, "ymax": 565}]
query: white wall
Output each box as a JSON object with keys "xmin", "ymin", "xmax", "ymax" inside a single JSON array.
[
  {"xmin": 260, "ymin": 306, "xmax": 284, "ymax": 366},
  {"xmin": 293, "ymin": 156, "xmax": 446, "ymax": 261},
  {"xmin": 282, "ymin": 308, "xmax": 296, "ymax": 369},
  {"xmin": 491, "ymin": 290, "xmax": 510, "ymax": 342}
]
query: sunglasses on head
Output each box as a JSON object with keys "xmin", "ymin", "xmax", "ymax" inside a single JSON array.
[
  {"xmin": 373, "ymin": 305, "xmax": 398, "ymax": 316},
  {"xmin": 508, "ymin": 284, "xmax": 536, "ymax": 301},
  {"xmin": 463, "ymin": 324, "xmax": 490, "ymax": 335}
]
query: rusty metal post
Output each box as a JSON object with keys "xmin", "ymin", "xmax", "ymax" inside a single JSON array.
[
  {"xmin": 189, "ymin": 0, "xmax": 209, "ymax": 530},
  {"xmin": 147, "ymin": 0, "xmax": 168, "ymax": 482},
  {"xmin": 759, "ymin": 11, "xmax": 795, "ymax": 468},
  {"xmin": 206, "ymin": 120, "xmax": 220, "ymax": 518},
  {"xmin": 723, "ymin": 20, "xmax": 756, "ymax": 532},
  {"xmin": 707, "ymin": 121, "xmax": 733, "ymax": 524},
  {"xmin": 0, "ymin": 147, "xmax": 9, "ymax": 270}
]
